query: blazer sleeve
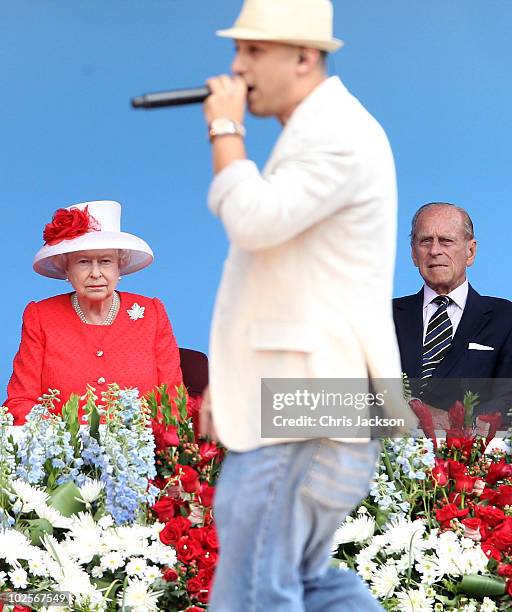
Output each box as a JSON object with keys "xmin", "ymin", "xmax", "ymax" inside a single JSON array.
[
  {"xmin": 207, "ymin": 140, "xmax": 362, "ymax": 252},
  {"xmin": 4, "ymin": 302, "xmax": 45, "ymax": 425},
  {"xmin": 153, "ymin": 298, "xmax": 183, "ymax": 393}
]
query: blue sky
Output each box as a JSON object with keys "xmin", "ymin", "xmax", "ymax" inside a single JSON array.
[{"xmin": 2, "ymin": 1, "xmax": 511, "ymax": 397}]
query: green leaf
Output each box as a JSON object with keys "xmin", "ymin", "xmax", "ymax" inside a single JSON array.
[
  {"xmin": 457, "ymin": 574, "xmax": 506, "ymax": 597},
  {"xmin": 48, "ymin": 480, "xmax": 84, "ymax": 516},
  {"xmin": 62, "ymin": 394, "xmax": 80, "ymax": 452},
  {"xmin": 27, "ymin": 518, "xmax": 53, "ymax": 545}
]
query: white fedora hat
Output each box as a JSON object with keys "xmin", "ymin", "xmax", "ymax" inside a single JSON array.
[
  {"xmin": 216, "ymin": 0, "xmax": 343, "ymax": 52},
  {"xmin": 33, "ymin": 200, "xmax": 154, "ymax": 279}
]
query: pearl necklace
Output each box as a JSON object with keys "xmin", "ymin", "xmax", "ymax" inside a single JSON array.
[{"xmin": 71, "ymin": 291, "xmax": 120, "ymax": 325}]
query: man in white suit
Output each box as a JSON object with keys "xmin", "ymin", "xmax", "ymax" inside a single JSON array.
[{"xmin": 200, "ymin": 0, "xmax": 414, "ymax": 609}]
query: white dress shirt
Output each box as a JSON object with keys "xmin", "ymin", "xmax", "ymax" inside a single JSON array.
[{"xmin": 422, "ymin": 280, "xmax": 469, "ymax": 342}]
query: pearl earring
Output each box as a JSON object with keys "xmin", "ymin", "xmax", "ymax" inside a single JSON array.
[
  {"xmin": 118, "ymin": 276, "xmax": 122, "ymax": 280},
  {"xmin": 65, "ymin": 277, "xmax": 69, "ymax": 282}
]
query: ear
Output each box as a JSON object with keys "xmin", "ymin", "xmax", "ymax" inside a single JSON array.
[
  {"xmin": 296, "ymin": 47, "xmax": 321, "ymax": 74},
  {"xmin": 411, "ymin": 245, "xmax": 419, "ymax": 268},
  {"xmin": 466, "ymin": 239, "xmax": 477, "ymax": 267}
]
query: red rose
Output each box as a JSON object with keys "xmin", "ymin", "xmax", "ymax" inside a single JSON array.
[
  {"xmin": 13, "ymin": 607, "xmax": 32, "ymax": 612},
  {"xmin": 498, "ymin": 563, "xmax": 512, "ymax": 577},
  {"xmin": 162, "ymin": 567, "xmax": 179, "ymax": 582},
  {"xmin": 196, "ymin": 567, "xmax": 214, "ymax": 587},
  {"xmin": 152, "ymin": 422, "xmax": 179, "ymax": 451},
  {"xmin": 481, "ymin": 542, "xmax": 502, "ymax": 561},
  {"xmin": 489, "ymin": 519, "xmax": 512, "ymax": 552},
  {"xmin": 448, "ymin": 401, "xmax": 466, "ymax": 430},
  {"xmin": 196, "ymin": 590, "xmax": 210, "ymax": 604},
  {"xmin": 152, "ymin": 496, "xmax": 176, "ymax": 522},
  {"xmin": 494, "ymin": 485, "xmax": 512, "ymax": 508},
  {"xmin": 445, "ymin": 434, "xmax": 475, "ymax": 455},
  {"xmin": 189, "ymin": 526, "xmax": 208, "ymax": 545},
  {"xmin": 199, "ymin": 483, "xmax": 216, "ymax": 507},
  {"xmin": 435, "ymin": 503, "xmax": 469, "ymax": 524},
  {"xmin": 486, "ymin": 458, "xmax": 512, "ymax": 486},
  {"xmin": 159, "ymin": 515, "xmax": 192, "ymax": 546},
  {"xmin": 454, "ymin": 474, "xmax": 477, "ymax": 493},
  {"xmin": 507, "ymin": 578, "xmax": 512, "ymax": 597},
  {"xmin": 185, "ymin": 608, "xmax": 205, "ymax": 612},
  {"xmin": 176, "ymin": 535, "xmax": 203, "ymax": 563},
  {"xmin": 447, "ymin": 460, "xmax": 467, "ymax": 479},
  {"xmin": 43, "ymin": 206, "xmax": 99, "ymax": 245},
  {"xmin": 205, "ymin": 526, "xmax": 219, "ymax": 551},
  {"xmin": 177, "ymin": 464, "xmax": 200, "ymax": 493},
  {"xmin": 475, "ymin": 505, "xmax": 506, "ymax": 527},
  {"xmin": 187, "ymin": 577, "xmax": 203, "ymax": 594},
  {"xmin": 197, "ymin": 550, "xmax": 218, "ymax": 570},
  {"xmin": 431, "ymin": 458, "xmax": 449, "ymax": 486},
  {"xmin": 199, "ymin": 441, "xmax": 222, "ymax": 462}
]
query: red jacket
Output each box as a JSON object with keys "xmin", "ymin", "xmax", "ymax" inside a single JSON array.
[{"xmin": 5, "ymin": 292, "xmax": 182, "ymax": 424}]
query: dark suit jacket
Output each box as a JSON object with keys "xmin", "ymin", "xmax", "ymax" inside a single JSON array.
[{"xmin": 393, "ymin": 285, "xmax": 512, "ymax": 420}]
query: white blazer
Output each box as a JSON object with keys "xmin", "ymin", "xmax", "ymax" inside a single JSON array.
[{"xmin": 208, "ymin": 76, "xmax": 413, "ymax": 451}]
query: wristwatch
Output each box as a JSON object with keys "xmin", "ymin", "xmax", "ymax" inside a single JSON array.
[{"xmin": 209, "ymin": 118, "xmax": 246, "ymax": 142}]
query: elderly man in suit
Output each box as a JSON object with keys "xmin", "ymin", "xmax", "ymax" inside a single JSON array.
[
  {"xmin": 393, "ymin": 202, "xmax": 512, "ymax": 426},
  {"xmin": 199, "ymin": 0, "xmax": 414, "ymax": 609}
]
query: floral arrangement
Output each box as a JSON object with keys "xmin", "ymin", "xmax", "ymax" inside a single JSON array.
[
  {"xmin": 147, "ymin": 387, "xmax": 224, "ymax": 611},
  {"xmin": 333, "ymin": 395, "xmax": 512, "ymax": 611},
  {"xmin": 0, "ymin": 386, "xmax": 184, "ymax": 611}
]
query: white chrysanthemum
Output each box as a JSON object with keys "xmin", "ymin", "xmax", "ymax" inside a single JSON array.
[
  {"xmin": 145, "ymin": 541, "xmax": 177, "ymax": 566},
  {"xmin": 333, "ymin": 514, "xmax": 375, "ymax": 546},
  {"xmin": 0, "ymin": 570, "xmax": 6, "ymax": 586},
  {"xmin": 481, "ymin": 597, "xmax": 498, "ymax": 612},
  {"xmin": 91, "ymin": 566, "xmax": 104, "ymax": 579},
  {"xmin": 0, "ymin": 529, "xmax": 33, "ymax": 562},
  {"xmin": 9, "ymin": 567, "xmax": 28, "ymax": 589},
  {"xmin": 43, "ymin": 534, "xmax": 100, "ymax": 599},
  {"xmin": 144, "ymin": 565, "xmax": 162, "ymax": 584},
  {"xmin": 100, "ymin": 551, "xmax": 124, "ymax": 571},
  {"xmin": 422, "ymin": 528, "xmax": 440, "ymax": 551},
  {"xmin": 98, "ymin": 515, "xmax": 114, "ymax": 530},
  {"xmin": 35, "ymin": 503, "xmax": 72, "ymax": 529},
  {"xmin": 370, "ymin": 563, "xmax": 400, "ymax": 598},
  {"xmin": 10, "ymin": 479, "xmax": 49, "ymax": 512},
  {"xmin": 384, "ymin": 517, "xmax": 426, "ymax": 556},
  {"xmin": 28, "ymin": 552, "xmax": 51, "ymax": 577},
  {"xmin": 458, "ymin": 546, "xmax": 489, "ymax": 575},
  {"xmin": 395, "ymin": 586, "xmax": 435, "ymax": 612},
  {"xmin": 119, "ymin": 578, "xmax": 163, "ymax": 612},
  {"xmin": 436, "ymin": 531, "xmax": 465, "ymax": 576},
  {"xmin": 415, "ymin": 554, "xmax": 443, "ymax": 583},
  {"xmin": 126, "ymin": 557, "xmax": 148, "ymax": 577},
  {"xmin": 364, "ymin": 534, "xmax": 388, "ymax": 559},
  {"xmin": 77, "ymin": 479, "xmax": 104, "ymax": 504}
]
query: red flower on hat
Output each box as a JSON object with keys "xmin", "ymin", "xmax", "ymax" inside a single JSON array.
[{"xmin": 43, "ymin": 205, "xmax": 100, "ymax": 246}]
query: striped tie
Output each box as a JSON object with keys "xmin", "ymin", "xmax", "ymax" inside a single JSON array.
[{"xmin": 420, "ymin": 296, "xmax": 453, "ymax": 388}]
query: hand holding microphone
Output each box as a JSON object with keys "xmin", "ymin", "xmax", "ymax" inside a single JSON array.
[
  {"xmin": 131, "ymin": 75, "xmax": 248, "ymax": 117},
  {"xmin": 131, "ymin": 86, "xmax": 211, "ymax": 109}
]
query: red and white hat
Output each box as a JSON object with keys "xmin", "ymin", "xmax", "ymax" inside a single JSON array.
[{"xmin": 33, "ymin": 200, "xmax": 154, "ymax": 279}]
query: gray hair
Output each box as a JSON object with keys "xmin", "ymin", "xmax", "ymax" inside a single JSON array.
[
  {"xmin": 51, "ymin": 249, "xmax": 131, "ymax": 275},
  {"xmin": 409, "ymin": 202, "xmax": 475, "ymax": 245}
]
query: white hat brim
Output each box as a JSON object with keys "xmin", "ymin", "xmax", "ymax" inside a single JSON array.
[
  {"xmin": 33, "ymin": 231, "xmax": 154, "ymax": 279},
  {"xmin": 216, "ymin": 27, "xmax": 343, "ymax": 52}
]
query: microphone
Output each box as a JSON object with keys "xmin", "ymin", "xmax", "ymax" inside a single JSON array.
[{"xmin": 131, "ymin": 86, "xmax": 210, "ymax": 109}]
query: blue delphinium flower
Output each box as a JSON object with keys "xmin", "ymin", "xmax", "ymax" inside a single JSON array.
[{"xmin": 98, "ymin": 387, "xmax": 158, "ymax": 524}]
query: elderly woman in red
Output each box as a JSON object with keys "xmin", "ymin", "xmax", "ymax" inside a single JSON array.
[{"xmin": 5, "ymin": 200, "xmax": 182, "ymax": 424}]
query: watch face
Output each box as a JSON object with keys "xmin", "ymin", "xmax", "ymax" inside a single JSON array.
[{"xmin": 212, "ymin": 118, "xmax": 235, "ymax": 132}]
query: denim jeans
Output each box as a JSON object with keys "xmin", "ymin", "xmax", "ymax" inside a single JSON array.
[{"xmin": 209, "ymin": 439, "xmax": 382, "ymax": 611}]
